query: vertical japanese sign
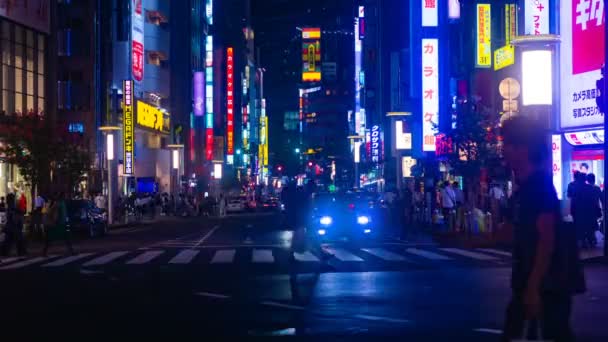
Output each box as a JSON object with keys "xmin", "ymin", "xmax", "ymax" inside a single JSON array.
[
  {"xmin": 559, "ymin": 0, "xmax": 605, "ymax": 128},
  {"xmin": 552, "ymin": 135, "xmax": 563, "ymax": 199},
  {"xmin": 525, "ymin": 0, "xmax": 549, "ymax": 35},
  {"xmin": 226, "ymin": 47, "xmax": 234, "ymax": 162},
  {"xmin": 302, "ymin": 28, "xmax": 322, "ymax": 82},
  {"xmin": 422, "ymin": 39, "xmax": 439, "ymax": 152},
  {"xmin": 371, "ymin": 125, "xmax": 381, "ymax": 163},
  {"xmin": 205, "ymin": 36, "xmax": 214, "ymax": 160},
  {"xmin": 422, "ymin": 0, "xmax": 438, "ymax": 27},
  {"xmin": 476, "ymin": 4, "xmax": 491, "ymax": 68},
  {"xmin": 193, "ymin": 72, "xmax": 204, "ymax": 116},
  {"xmin": 131, "ymin": 0, "xmax": 144, "ymax": 82},
  {"xmin": 123, "ymin": 80, "xmax": 134, "ymax": 175},
  {"xmin": 506, "ymin": 4, "xmax": 517, "ymax": 44},
  {"xmin": 355, "ymin": 15, "xmax": 363, "ymax": 140}
]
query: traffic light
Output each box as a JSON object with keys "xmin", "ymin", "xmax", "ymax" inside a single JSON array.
[{"xmin": 597, "ymin": 66, "xmax": 606, "ymax": 114}]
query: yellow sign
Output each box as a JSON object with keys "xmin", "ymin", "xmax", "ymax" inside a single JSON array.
[
  {"xmin": 137, "ymin": 101, "xmax": 170, "ymax": 133},
  {"xmin": 476, "ymin": 4, "xmax": 491, "ymax": 68},
  {"xmin": 494, "ymin": 45, "xmax": 515, "ymax": 70},
  {"xmin": 123, "ymin": 80, "xmax": 134, "ymax": 175}
]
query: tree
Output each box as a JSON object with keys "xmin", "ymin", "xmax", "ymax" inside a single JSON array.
[{"xmin": 55, "ymin": 143, "xmax": 92, "ymax": 196}]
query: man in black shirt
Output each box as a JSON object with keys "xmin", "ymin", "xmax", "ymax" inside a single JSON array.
[{"xmin": 501, "ymin": 116, "xmax": 574, "ymax": 341}]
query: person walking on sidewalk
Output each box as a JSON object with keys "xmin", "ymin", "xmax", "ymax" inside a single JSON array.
[
  {"xmin": 440, "ymin": 182, "xmax": 456, "ymax": 231},
  {"xmin": 501, "ymin": 116, "xmax": 581, "ymax": 342},
  {"xmin": 1, "ymin": 193, "xmax": 27, "ymax": 256},
  {"xmin": 42, "ymin": 193, "xmax": 74, "ymax": 257}
]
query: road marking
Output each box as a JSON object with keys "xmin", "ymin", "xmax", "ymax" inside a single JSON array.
[
  {"xmin": 361, "ymin": 248, "xmax": 409, "ymax": 262},
  {"xmin": 323, "ymin": 247, "xmax": 364, "ymax": 262},
  {"xmin": 42, "ymin": 253, "xmax": 95, "ymax": 267},
  {"xmin": 0, "ymin": 256, "xmax": 55, "ymax": 270},
  {"xmin": 252, "ymin": 249, "xmax": 275, "ymax": 263},
  {"xmin": 474, "ymin": 328, "xmax": 502, "ymax": 334},
  {"xmin": 259, "ymin": 301, "xmax": 305, "ymax": 310},
  {"xmin": 0, "ymin": 257, "xmax": 25, "ymax": 264},
  {"xmin": 439, "ymin": 248, "xmax": 500, "ymax": 261},
  {"xmin": 126, "ymin": 250, "xmax": 164, "ymax": 264},
  {"xmin": 194, "ymin": 225, "xmax": 220, "ymax": 247},
  {"xmin": 82, "ymin": 251, "xmax": 128, "ymax": 267},
  {"xmin": 476, "ymin": 248, "xmax": 512, "ymax": 257},
  {"xmin": 210, "ymin": 249, "xmax": 236, "ymax": 264},
  {"xmin": 80, "ymin": 269, "xmax": 104, "ymax": 275},
  {"xmin": 405, "ymin": 248, "xmax": 452, "ymax": 260},
  {"xmin": 293, "ymin": 251, "xmax": 320, "ymax": 262},
  {"xmin": 354, "ymin": 314, "xmax": 410, "ymax": 324},
  {"xmin": 169, "ymin": 249, "xmax": 199, "ymax": 264},
  {"xmin": 194, "ymin": 292, "xmax": 231, "ymax": 299}
]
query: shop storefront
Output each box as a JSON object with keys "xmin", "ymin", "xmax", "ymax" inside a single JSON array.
[{"xmin": 562, "ymin": 129, "xmax": 604, "ymax": 189}]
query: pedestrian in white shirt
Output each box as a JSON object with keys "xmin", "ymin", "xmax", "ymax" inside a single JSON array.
[
  {"xmin": 440, "ymin": 182, "xmax": 456, "ymax": 231},
  {"xmin": 95, "ymin": 193, "xmax": 107, "ymax": 210}
]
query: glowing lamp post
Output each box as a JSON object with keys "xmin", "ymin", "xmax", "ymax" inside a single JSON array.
[
  {"xmin": 167, "ymin": 144, "xmax": 184, "ymax": 195},
  {"xmin": 99, "ymin": 126, "xmax": 121, "ymax": 225}
]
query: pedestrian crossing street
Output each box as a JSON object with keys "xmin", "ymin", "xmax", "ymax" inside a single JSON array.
[{"xmin": 0, "ymin": 245, "xmax": 513, "ymax": 272}]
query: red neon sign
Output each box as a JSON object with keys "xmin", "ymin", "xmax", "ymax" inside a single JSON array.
[{"xmin": 227, "ymin": 47, "xmax": 234, "ymax": 156}]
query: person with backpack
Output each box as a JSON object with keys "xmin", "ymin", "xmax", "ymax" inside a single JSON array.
[
  {"xmin": 42, "ymin": 193, "xmax": 74, "ymax": 257},
  {"xmin": 1, "ymin": 193, "xmax": 27, "ymax": 256},
  {"xmin": 501, "ymin": 116, "xmax": 584, "ymax": 342}
]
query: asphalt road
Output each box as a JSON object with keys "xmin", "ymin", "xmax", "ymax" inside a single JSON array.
[{"xmin": 0, "ymin": 213, "xmax": 607, "ymax": 340}]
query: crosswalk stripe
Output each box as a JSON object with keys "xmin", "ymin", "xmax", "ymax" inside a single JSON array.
[
  {"xmin": 324, "ymin": 247, "xmax": 364, "ymax": 262},
  {"xmin": 82, "ymin": 251, "xmax": 128, "ymax": 267},
  {"xmin": 42, "ymin": 253, "xmax": 95, "ymax": 267},
  {"xmin": 0, "ymin": 257, "xmax": 25, "ymax": 264},
  {"xmin": 252, "ymin": 249, "xmax": 275, "ymax": 263},
  {"xmin": 476, "ymin": 248, "xmax": 512, "ymax": 257},
  {"xmin": 126, "ymin": 251, "xmax": 164, "ymax": 265},
  {"xmin": 439, "ymin": 248, "xmax": 499, "ymax": 261},
  {"xmin": 361, "ymin": 248, "xmax": 409, "ymax": 261},
  {"xmin": 405, "ymin": 248, "xmax": 452, "ymax": 260},
  {"xmin": 293, "ymin": 251, "xmax": 320, "ymax": 262},
  {"xmin": 169, "ymin": 249, "xmax": 199, "ymax": 264},
  {"xmin": 0, "ymin": 256, "xmax": 55, "ymax": 270},
  {"xmin": 210, "ymin": 249, "xmax": 236, "ymax": 264}
]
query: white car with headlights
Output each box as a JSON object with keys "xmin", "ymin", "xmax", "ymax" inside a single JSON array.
[{"xmin": 309, "ymin": 193, "xmax": 376, "ymax": 240}]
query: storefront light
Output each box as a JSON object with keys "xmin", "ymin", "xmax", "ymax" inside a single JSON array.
[
  {"xmin": 522, "ymin": 50, "xmax": 552, "ymax": 105},
  {"xmin": 106, "ymin": 134, "xmax": 114, "ymax": 161},
  {"xmin": 172, "ymin": 149, "xmax": 179, "ymax": 170}
]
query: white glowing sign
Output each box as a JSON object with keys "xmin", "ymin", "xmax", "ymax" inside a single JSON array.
[
  {"xmin": 422, "ymin": 0, "xmax": 438, "ymax": 27},
  {"xmin": 525, "ymin": 0, "xmax": 549, "ymax": 35},
  {"xmin": 422, "ymin": 39, "xmax": 439, "ymax": 152},
  {"xmin": 564, "ymin": 129, "xmax": 604, "ymax": 145},
  {"xmin": 522, "ymin": 50, "xmax": 552, "ymax": 105},
  {"xmin": 551, "ymin": 135, "xmax": 563, "ymax": 199}
]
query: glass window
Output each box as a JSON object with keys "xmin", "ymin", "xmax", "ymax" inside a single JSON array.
[
  {"xmin": 26, "ymin": 95, "xmax": 33, "ymax": 112},
  {"xmin": 38, "ymin": 34, "xmax": 45, "ymax": 52},
  {"xmin": 26, "ymin": 30, "xmax": 34, "ymax": 48},
  {"xmin": 2, "ymin": 90, "xmax": 12, "ymax": 114},
  {"xmin": 14, "ymin": 44, "xmax": 22, "ymax": 68},
  {"xmin": 38, "ymin": 51, "xmax": 44, "ymax": 74},
  {"xmin": 26, "ymin": 71, "xmax": 34, "ymax": 95},
  {"xmin": 2, "ymin": 64, "xmax": 10, "ymax": 90},
  {"xmin": 26, "ymin": 48, "xmax": 33, "ymax": 71},
  {"xmin": 2, "ymin": 22, "xmax": 10, "ymax": 41},
  {"xmin": 14, "ymin": 68, "xmax": 22, "ymax": 93},
  {"xmin": 2, "ymin": 39, "xmax": 11, "ymax": 65},
  {"xmin": 14, "ymin": 26, "xmax": 22, "ymax": 44},
  {"xmin": 38, "ymin": 74, "xmax": 44, "ymax": 97},
  {"xmin": 14, "ymin": 92, "xmax": 22, "ymax": 114}
]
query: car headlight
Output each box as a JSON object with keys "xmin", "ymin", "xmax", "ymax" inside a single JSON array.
[
  {"xmin": 319, "ymin": 216, "xmax": 332, "ymax": 226},
  {"xmin": 318, "ymin": 229, "xmax": 326, "ymax": 235},
  {"xmin": 357, "ymin": 216, "xmax": 370, "ymax": 225}
]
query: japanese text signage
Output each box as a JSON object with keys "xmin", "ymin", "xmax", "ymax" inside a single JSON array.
[
  {"xmin": 476, "ymin": 4, "xmax": 492, "ymax": 68},
  {"xmin": 136, "ymin": 101, "xmax": 170, "ymax": 133},
  {"xmin": 552, "ymin": 135, "xmax": 563, "ymax": 199},
  {"xmin": 559, "ymin": 0, "xmax": 605, "ymax": 128},
  {"xmin": 226, "ymin": 48, "xmax": 234, "ymax": 161},
  {"xmin": 564, "ymin": 129, "xmax": 604, "ymax": 145},
  {"xmin": 132, "ymin": 0, "xmax": 144, "ymax": 82},
  {"xmin": 422, "ymin": 39, "xmax": 439, "ymax": 152},
  {"xmin": 525, "ymin": 0, "xmax": 549, "ymax": 35},
  {"xmin": 123, "ymin": 80, "xmax": 134, "ymax": 175},
  {"xmin": 371, "ymin": 125, "xmax": 381, "ymax": 163},
  {"xmin": 302, "ymin": 28, "xmax": 322, "ymax": 82},
  {"xmin": 205, "ymin": 36, "xmax": 214, "ymax": 160},
  {"xmin": 422, "ymin": 0, "xmax": 438, "ymax": 27},
  {"xmin": 193, "ymin": 72, "xmax": 204, "ymax": 116}
]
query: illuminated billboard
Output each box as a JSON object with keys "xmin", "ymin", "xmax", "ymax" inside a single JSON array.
[
  {"xmin": 132, "ymin": 0, "xmax": 144, "ymax": 82},
  {"xmin": 422, "ymin": 0, "xmax": 438, "ymax": 27},
  {"xmin": 525, "ymin": 0, "xmax": 549, "ymax": 35},
  {"xmin": 559, "ymin": 0, "xmax": 604, "ymax": 128},
  {"xmin": 205, "ymin": 36, "xmax": 214, "ymax": 160},
  {"xmin": 123, "ymin": 80, "xmax": 134, "ymax": 175},
  {"xmin": 422, "ymin": 39, "xmax": 439, "ymax": 152},
  {"xmin": 136, "ymin": 101, "xmax": 170, "ymax": 133},
  {"xmin": 302, "ymin": 28, "xmax": 321, "ymax": 82},
  {"xmin": 193, "ymin": 72, "xmax": 204, "ymax": 116},
  {"xmin": 226, "ymin": 47, "xmax": 234, "ymax": 163},
  {"xmin": 552, "ymin": 135, "xmax": 563, "ymax": 200},
  {"xmin": 476, "ymin": 4, "xmax": 491, "ymax": 68}
]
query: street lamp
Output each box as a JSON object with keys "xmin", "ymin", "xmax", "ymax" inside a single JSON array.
[
  {"xmin": 348, "ymin": 135, "xmax": 364, "ymax": 188},
  {"xmin": 99, "ymin": 125, "xmax": 120, "ymax": 225},
  {"xmin": 167, "ymin": 144, "xmax": 184, "ymax": 195}
]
